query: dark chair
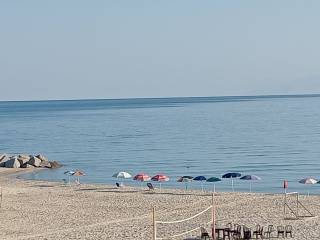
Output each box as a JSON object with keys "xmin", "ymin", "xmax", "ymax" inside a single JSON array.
[
  {"xmin": 263, "ymin": 225, "xmax": 275, "ymax": 239},
  {"xmin": 285, "ymin": 225, "xmax": 293, "ymax": 238},
  {"xmin": 277, "ymin": 225, "xmax": 285, "ymax": 238},
  {"xmin": 252, "ymin": 225, "xmax": 263, "ymax": 239},
  {"xmin": 200, "ymin": 227, "xmax": 210, "ymax": 240},
  {"xmin": 243, "ymin": 226, "xmax": 252, "ymax": 240},
  {"xmin": 223, "ymin": 224, "xmax": 232, "ymax": 240},
  {"xmin": 232, "ymin": 225, "xmax": 242, "ymax": 239},
  {"xmin": 116, "ymin": 182, "xmax": 120, "ymax": 188},
  {"xmin": 147, "ymin": 182, "xmax": 155, "ymax": 191}
]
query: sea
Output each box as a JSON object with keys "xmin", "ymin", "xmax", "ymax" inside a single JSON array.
[{"xmin": 1, "ymin": 95, "xmax": 320, "ymax": 194}]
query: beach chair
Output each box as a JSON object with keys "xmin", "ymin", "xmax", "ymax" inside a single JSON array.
[
  {"xmin": 263, "ymin": 225, "xmax": 274, "ymax": 239},
  {"xmin": 147, "ymin": 183, "xmax": 155, "ymax": 191},
  {"xmin": 252, "ymin": 225, "xmax": 263, "ymax": 239},
  {"xmin": 231, "ymin": 225, "xmax": 241, "ymax": 239},
  {"xmin": 285, "ymin": 225, "xmax": 293, "ymax": 238},
  {"xmin": 243, "ymin": 226, "xmax": 251, "ymax": 240},
  {"xmin": 200, "ymin": 227, "xmax": 210, "ymax": 240},
  {"xmin": 277, "ymin": 226, "xmax": 285, "ymax": 238},
  {"xmin": 116, "ymin": 182, "xmax": 121, "ymax": 188}
]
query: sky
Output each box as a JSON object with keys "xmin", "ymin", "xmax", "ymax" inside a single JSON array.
[{"xmin": 1, "ymin": 0, "xmax": 320, "ymax": 101}]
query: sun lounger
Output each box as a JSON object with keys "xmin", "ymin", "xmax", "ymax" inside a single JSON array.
[
  {"xmin": 147, "ymin": 182, "xmax": 155, "ymax": 191},
  {"xmin": 263, "ymin": 225, "xmax": 275, "ymax": 239},
  {"xmin": 277, "ymin": 226, "xmax": 285, "ymax": 238},
  {"xmin": 253, "ymin": 224, "xmax": 263, "ymax": 239}
]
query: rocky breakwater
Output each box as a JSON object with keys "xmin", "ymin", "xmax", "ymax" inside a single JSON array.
[{"xmin": 0, "ymin": 154, "xmax": 61, "ymax": 169}]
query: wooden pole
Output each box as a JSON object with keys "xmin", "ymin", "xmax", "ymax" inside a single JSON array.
[
  {"xmin": 0, "ymin": 187, "xmax": 2, "ymax": 209},
  {"xmin": 211, "ymin": 193, "xmax": 216, "ymax": 240},
  {"xmin": 153, "ymin": 207, "xmax": 157, "ymax": 240}
]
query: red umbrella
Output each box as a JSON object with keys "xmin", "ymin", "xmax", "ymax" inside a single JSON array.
[
  {"xmin": 133, "ymin": 173, "xmax": 151, "ymax": 188},
  {"xmin": 134, "ymin": 173, "xmax": 151, "ymax": 181},
  {"xmin": 151, "ymin": 174, "xmax": 169, "ymax": 190}
]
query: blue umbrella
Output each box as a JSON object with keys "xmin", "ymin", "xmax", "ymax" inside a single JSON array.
[
  {"xmin": 240, "ymin": 175, "xmax": 261, "ymax": 192},
  {"xmin": 206, "ymin": 177, "xmax": 222, "ymax": 193},
  {"xmin": 222, "ymin": 172, "xmax": 241, "ymax": 192},
  {"xmin": 193, "ymin": 176, "xmax": 207, "ymax": 191}
]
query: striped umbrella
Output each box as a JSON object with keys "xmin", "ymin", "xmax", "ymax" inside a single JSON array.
[
  {"xmin": 193, "ymin": 176, "xmax": 207, "ymax": 191},
  {"xmin": 206, "ymin": 177, "xmax": 221, "ymax": 193},
  {"xmin": 151, "ymin": 174, "xmax": 169, "ymax": 190},
  {"xmin": 64, "ymin": 170, "xmax": 75, "ymax": 184},
  {"xmin": 222, "ymin": 172, "xmax": 241, "ymax": 192},
  {"xmin": 240, "ymin": 175, "xmax": 261, "ymax": 192}
]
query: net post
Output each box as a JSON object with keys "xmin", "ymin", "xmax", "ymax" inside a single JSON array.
[
  {"xmin": 211, "ymin": 193, "xmax": 216, "ymax": 240},
  {"xmin": 153, "ymin": 207, "xmax": 157, "ymax": 240}
]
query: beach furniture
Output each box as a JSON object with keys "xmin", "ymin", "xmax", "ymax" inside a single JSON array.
[
  {"xmin": 206, "ymin": 177, "xmax": 221, "ymax": 193},
  {"xmin": 252, "ymin": 225, "xmax": 263, "ymax": 239},
  {"xmin": 222, "ymin": 172, "xmax": 241, "ymax": 192},
  {"xmin": 133, "ymin": 173, "xmax": 151, "ymax": 188},
  {"xmin": 193, "ymin": 176, "xmax": 207, "ymax": 191},
  {"xmin": 240, "ymin": 175, "xmax": 261, "ymax": 192},
  {"xmin": 151, "ymin": 174, "xmax": 169, "ymax": 190},
  {"xmin": 231, "ymin": 224, "xmax": 241, "ymax": 239},
  {"xmin": 285, "ymin": 225, "xmax": 293, "ymax": 238},
  {"xmin": 147, "ymin": 182, "xmax": 155, "ymax": 191},
  {"xmin": 243, "ymin": 226, "xmax": 252, "ymax": 240},
  {"xmin": 277, "ymin": 226, "xmax": 285, "ymax": 238},
  {"xmin": 223, "ymin": 223, "xmax": 232, "ymax": 240},
  {"xmin": 177, "ymin": 176, "xmax": 193, "ymax": 190},
  {"xmin": 200, "ymin": 227, "xmax": 210, "ymax": 240},
  {"xmin": 263, "ymin": 225, "xmax": 275, "ymax": 239}
]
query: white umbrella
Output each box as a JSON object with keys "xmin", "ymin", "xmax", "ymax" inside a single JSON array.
[
  {"xmin": 299, "ymin": 178, "xmax": 317, "ymax": 196},
  {"xmin": 112, "ymin": 171, "xmax": 132, "ymax": 185}
]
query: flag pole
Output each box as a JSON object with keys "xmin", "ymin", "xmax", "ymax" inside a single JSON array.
[
  {"xmin": 153, "ymin": 207, "xmax": 157, "ymax": 240},
  {"xmin": 212, "ymin": 193, "xmax": 216, "ymax": 239}
]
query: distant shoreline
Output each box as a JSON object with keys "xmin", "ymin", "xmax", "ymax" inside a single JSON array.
[{"xmin": 1, "ymin": 92, "xmax": 320, "ymax": 103}]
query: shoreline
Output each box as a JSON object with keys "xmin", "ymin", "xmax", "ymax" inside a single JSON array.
[{"xmin": 0, "ymin": 168, "xmax": 320, "ymax": 239}]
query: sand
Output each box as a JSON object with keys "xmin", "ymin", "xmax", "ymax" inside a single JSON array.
[{"xmin": 0, "ymin": 168, "xmax": 319, "ymax": 240}]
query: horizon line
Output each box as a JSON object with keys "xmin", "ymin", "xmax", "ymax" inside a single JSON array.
[{"xmin": 1, "ymin": 92, "xmax": 320, "ymax": 103}]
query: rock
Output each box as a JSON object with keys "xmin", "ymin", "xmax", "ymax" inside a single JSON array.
[
  {"xmin": 21, "ymin": 164, "xmax": 35, "ymax": 168},
  {"xmin": 5, "ymin": 157, "xmax": 21, "ymax": 168},
  {"xmin": 28, "ymin": 156, "xmax": 41, "ymax": 167},
  {"xmin": 0, "ymin": 154, "xmax": 10, "ymax": 167},
  {"xmin": 49, "ymin": 161, "xmax": 62, "ymax": 169},
  {"xmin": 18, "ymin": 156, "xmax": 30, "ymax": 165},
  {"xmin": 40, "ymin": 160, "xmax": 51, "ymax": 168},
  {"xmin": 18, "ymin": 154, "xmax": 30, "ymax": 160},
  {"xmin": 36, "ymin": 154, "xmax": 48, "ymax": 162}
]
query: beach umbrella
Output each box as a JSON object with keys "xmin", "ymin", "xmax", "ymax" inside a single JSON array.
[
  {"xmin": 64, "ymin": 170, "xmax": 75, "ymax": 184},
  {"xmin": 299, "ymin": 178, "xmax": 317, "ymax": 196},
  {"xmin": 240, "ymin": 175, "xmax": 261, "ymax": 192},
  {"xmin": 112, "ymin": 171, "xmax": 132, "ymax": 185},
  {"xmin": 193, "ymin": 176, "xmax": 207, "ymax": 191},
  {"xmin": 133, "ymin": 173, "xmax": 151, "ymax": 188},
  {"xmin": 222, "ymin": 172, "xmax": 241, "ymax": 192},
  {"xmin": 206, "ymin": 177, "xmax": 221, "ymax": 193},
  {"xmin": 177, "ymin": 176, "xmax": 193, "ymax": 190},
  {"xmin": 72, "ymin": 170, "xmax": 85, "ymax": 184},
  {"xmin": 151, "ymin": 174, "xmax": 169, "ymax": 190}
]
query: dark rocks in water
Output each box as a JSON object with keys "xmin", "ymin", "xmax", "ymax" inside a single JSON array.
[
  {"xmin": 0, "ymin": 154, "xmax": 9, "ymax": 167},
  {"xmin": 5, "ymin": 157, "xmax": 21, "ymax": 168},
  {"xmin": 0, "ymin": 153, "xmax": 61, "ymax": 169},
  {"xmin": 49, "ymin": 161, "xmax": 62, "ymax": 169},
  {"xmin": 21, "ymin": 163, "xmax": 35, "ymax": 169},
  {"xmin": 28, "ymin": 156, "xmax": 41, "ymax": 167},
  {"xmin": 36, "ymin": 154, "xmax": 48, "ymax": 162}
]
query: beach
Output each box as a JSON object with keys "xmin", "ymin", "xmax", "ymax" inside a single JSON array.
[{"xmin": 0, "ymin": 169, "xmax": 319, "ymax": 240}]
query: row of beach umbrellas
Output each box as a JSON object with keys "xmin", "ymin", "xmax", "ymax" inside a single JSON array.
[
  {"xmin": 64, "ymin": 171, "xmax": 319, "ymax": 194},
  {"xmin": 111, "ymin": 171, "xmax": 262, "ymax": 192}
]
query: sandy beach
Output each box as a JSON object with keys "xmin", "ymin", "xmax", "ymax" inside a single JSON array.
[{"xmin": 0, "ymin": 169, "xmax": 319, "ymax": 240}]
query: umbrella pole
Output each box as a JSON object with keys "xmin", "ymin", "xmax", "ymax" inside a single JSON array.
[
  {"xmin": 250, "ymin": 182, "xmax": 252, "ymax": 193},
  {"xmin": 160, "ymin": 182, "xmax": 162, "ymax": 191},
  {"xmin": 214, "ymin": 184, "xmax": 216, "ymax": 193},
  {"xmin": 201, "ymin": 181, "xmax": 204, "ymax": 192},
  {"xmin": 231, "ymin": 178, "xmax": 234, "ymax": 192}
]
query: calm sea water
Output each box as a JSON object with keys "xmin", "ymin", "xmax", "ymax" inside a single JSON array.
[{"xmin": 1, "ymin": 95, "xmax": 320, "ymax": 194}]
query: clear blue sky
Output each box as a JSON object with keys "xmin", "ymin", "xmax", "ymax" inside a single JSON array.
[{"xmin": 1, "ymin": 1, "xmax": 320, "ymax": 101}]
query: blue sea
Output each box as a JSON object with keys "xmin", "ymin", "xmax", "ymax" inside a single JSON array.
[{"xmin": 1, "ymin": 95, "xmax": 320, "ymax": 194}]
